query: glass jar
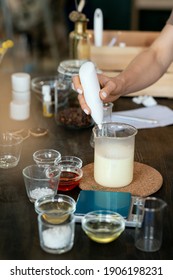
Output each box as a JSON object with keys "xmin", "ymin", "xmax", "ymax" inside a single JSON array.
[
  {"xmin": 93, "ymin": 123, "xmax": 137, "ymax": 188},
  {"xmin": 54, "ymin": 59, "xmax": 94, "ymax": 129},
  {"xmin": 90, "ymin": 102, "xmax": 114, "ymax": 148}
]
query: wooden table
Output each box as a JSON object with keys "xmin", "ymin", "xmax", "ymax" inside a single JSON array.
[{"xmin": 0, "ymin": 71, "xmax": 173, "ymax": 260}]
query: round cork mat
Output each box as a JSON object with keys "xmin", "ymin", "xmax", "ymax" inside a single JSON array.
[{"xmin": 80, "ymin": 162, "xmax": 163, "ymax": 196}]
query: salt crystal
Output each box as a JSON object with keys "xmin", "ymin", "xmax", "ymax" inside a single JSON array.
[
  {"xmin": 30, "ymin": 187, "xmax": 54, "ymax": 200},
  {"xmin": 42, "ymin": 225, "xmax": 72, "ymax": 249}
]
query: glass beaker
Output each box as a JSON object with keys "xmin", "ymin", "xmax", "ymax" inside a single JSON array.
[
  {"xmin": 90, "ymin": 102, "xmax": 114, "ymax": 148},
  {"xmin": 135, "ymin": 197, "xmax": 167, "ymax": 252},
  {"xmin": 93, "ymin": 122, "xmax": 137, "ymax": 188},
  {"xmin": 0, "ymin": 132, "xmax": 23, "ymax": 169},
  {"xmin": 102, "ymin": 102, "xmax": 114, "ymax": 123},
  {"xmin": 38, "ymin": 212, "xmax": 75, "ymax": 254}
]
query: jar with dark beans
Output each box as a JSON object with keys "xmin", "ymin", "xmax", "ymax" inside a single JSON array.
[
  {"xmin": 55, "ymin": 59, "xmax": 95, "ymax": 129},
  {"xmin": 57, "ymin": 107, "xmax": 93, "ymax": 129}
]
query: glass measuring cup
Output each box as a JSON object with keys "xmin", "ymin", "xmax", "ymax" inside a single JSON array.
[
  {"xmin": 135, "ymin": 197, "xmax": 167, "ymax": 252},
  {"xmin": 93, "ymin": 122, "xmax": 137, "ymax": 188},
  {"xmin": 90, "ymin": 102, "xmax": 114, "ymax": 148}
]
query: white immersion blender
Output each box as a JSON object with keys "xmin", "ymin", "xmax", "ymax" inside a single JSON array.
[
  {"xmin": 79, "ymin": 61, "xmax": 103, "ymax": 125},
  {"xmin": 94, "ymin": 8, "xmax": 103, "ymax": 47}
]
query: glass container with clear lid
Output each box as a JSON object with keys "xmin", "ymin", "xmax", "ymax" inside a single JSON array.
[{"xmin": 54, "ymin": 59, "xmax": 94, "ymax": 129}]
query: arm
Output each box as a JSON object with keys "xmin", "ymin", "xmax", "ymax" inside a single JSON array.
[
  {"xmin": 73, "ymin": 23, "xmax": 173, "ymax": 114},
  {"xmin": 104, "ymin": 24, "xmax": 173, "ymax": 97}
]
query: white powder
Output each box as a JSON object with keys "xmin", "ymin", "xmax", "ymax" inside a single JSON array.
[
  {"xmin": 42, "ymin": 225, "xmax": 72, "ymax": 249},
  {"xmin": 30, "ymin": 187, "xmax": 54, "ymax": 200}
]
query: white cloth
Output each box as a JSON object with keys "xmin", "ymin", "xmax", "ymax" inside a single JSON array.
[{"xmin": 112, "ymin": 105, "xmax": 173, "ymax": 129}]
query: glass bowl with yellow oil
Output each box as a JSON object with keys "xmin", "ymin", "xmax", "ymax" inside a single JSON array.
[
  {"xmin": 34, "ymin": 194, "xmax": 76, "ymax": 224},
  {"xmin": 81, "ymin": 210, "xmax": 125, "ymax": 243}
]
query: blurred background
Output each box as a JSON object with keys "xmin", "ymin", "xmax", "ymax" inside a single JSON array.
[{"xmin": 0, "ymin": 0, "xmax": 172, "ymax": 74}]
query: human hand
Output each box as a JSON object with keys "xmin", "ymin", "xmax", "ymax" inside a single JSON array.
[{"xmin": 72, "ymin": 73, "xmax": 122, "ymax": 115}]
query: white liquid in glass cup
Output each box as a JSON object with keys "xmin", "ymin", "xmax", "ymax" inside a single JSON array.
[{"xmin": 93, "ymin": 122, "xmax": 137, "ymax": 188}]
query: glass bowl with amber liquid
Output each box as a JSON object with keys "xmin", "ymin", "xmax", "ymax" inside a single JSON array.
[
  {"xmin": 34, "ymin": 194, "xmax": 76, "ymax": 224},
  {"xmin": 82, "ymin": 210, "xmax": 125, "ymax": 243}
]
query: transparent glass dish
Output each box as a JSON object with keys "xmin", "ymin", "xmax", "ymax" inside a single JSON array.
[
  {"xmin": 33, "ymin": 149, "xmax": 61, "ymax": 167},
  {"xmin": 22, "ymin": 165, "xmax": 61, "ymax": 203},
  {"xmin": 82, "ymin": 210, "xmax": 125, "ymax": 243},
  {"xmin": 31, "ymin": 75, "xmax": 57, "ymax": 101},
  {"xmin": 35, "ymin": 194, "xmax": 76, "ymax": 224},
  {"xmin": 58, "ymin": 166, "xmax": 83, "ymax": 191},
  {"xmin": 54, "ymin": 156, "xmax": 83, "ymax": 168}
]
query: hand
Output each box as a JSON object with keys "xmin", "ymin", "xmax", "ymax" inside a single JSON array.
[{"xmin": 72, "ymin": 74, "xmax": 121, "ymax": 115}]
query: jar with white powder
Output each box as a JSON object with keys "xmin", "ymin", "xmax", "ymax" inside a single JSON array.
[{"xmin": 38, "ymin": 213, "xmax": 75, "ymax": 254}]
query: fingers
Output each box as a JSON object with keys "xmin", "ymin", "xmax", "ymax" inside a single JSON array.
[
  {"xmin": 100, "ymin": 79, "xmax": 117, "ymax": 101},
  {"xmin": 72, "ymin": 73, "xmax": 120, "ymax": 114},
  {"xmin": 77, "ymin": 93, "xmax": 91, "ymax": 115},
  {"xmin": 72, "ymin": 75, "xmax": 83, "ymax": 94},
  {"xmin": 97, "ymin": 74, "xmax": 118, "ymax": 101},
  {"xmin": 72, "ymin": 75, "xmax": 91, "ymax": 114}
]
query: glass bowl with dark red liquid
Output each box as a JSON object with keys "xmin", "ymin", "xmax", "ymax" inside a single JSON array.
[{"xmin": 58, "ymin": 166, "xmax": 83, "ymax": 191}]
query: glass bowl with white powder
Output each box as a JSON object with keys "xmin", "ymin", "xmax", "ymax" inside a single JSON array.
[{"xmin": 22, "ymin": 165, "xmax": 61, "ymax": 203}]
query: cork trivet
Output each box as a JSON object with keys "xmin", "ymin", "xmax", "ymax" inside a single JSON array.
[{"xmin": 80, "ymin": 162, "xmax": 163, "ymax": 196}]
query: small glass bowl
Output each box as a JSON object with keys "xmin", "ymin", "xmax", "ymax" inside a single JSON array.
[
  {"xmin": 33, "ymin": 149, "xmax": 61, "ymax": 167},
  {"xmin": 35, "ymin": 194, "xmax": 76, "ymax": 224},
  {"xmin": 22, "ymin": 165, "xmax": 61, "ymax": 203},
  {"xmin": 81, "ymin": 210, "xmax": 125, "ymax": 243},
  {"xmin": 54, "ymin": 156, "xmax": 83, "ymax": 168},
  {"xmin": 31, "ymin": 75, "xmax": 57, "ymax": 100},
  {"xmin": 58, "ymin": 166, "xmax": 83, "ymax": 191}
]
